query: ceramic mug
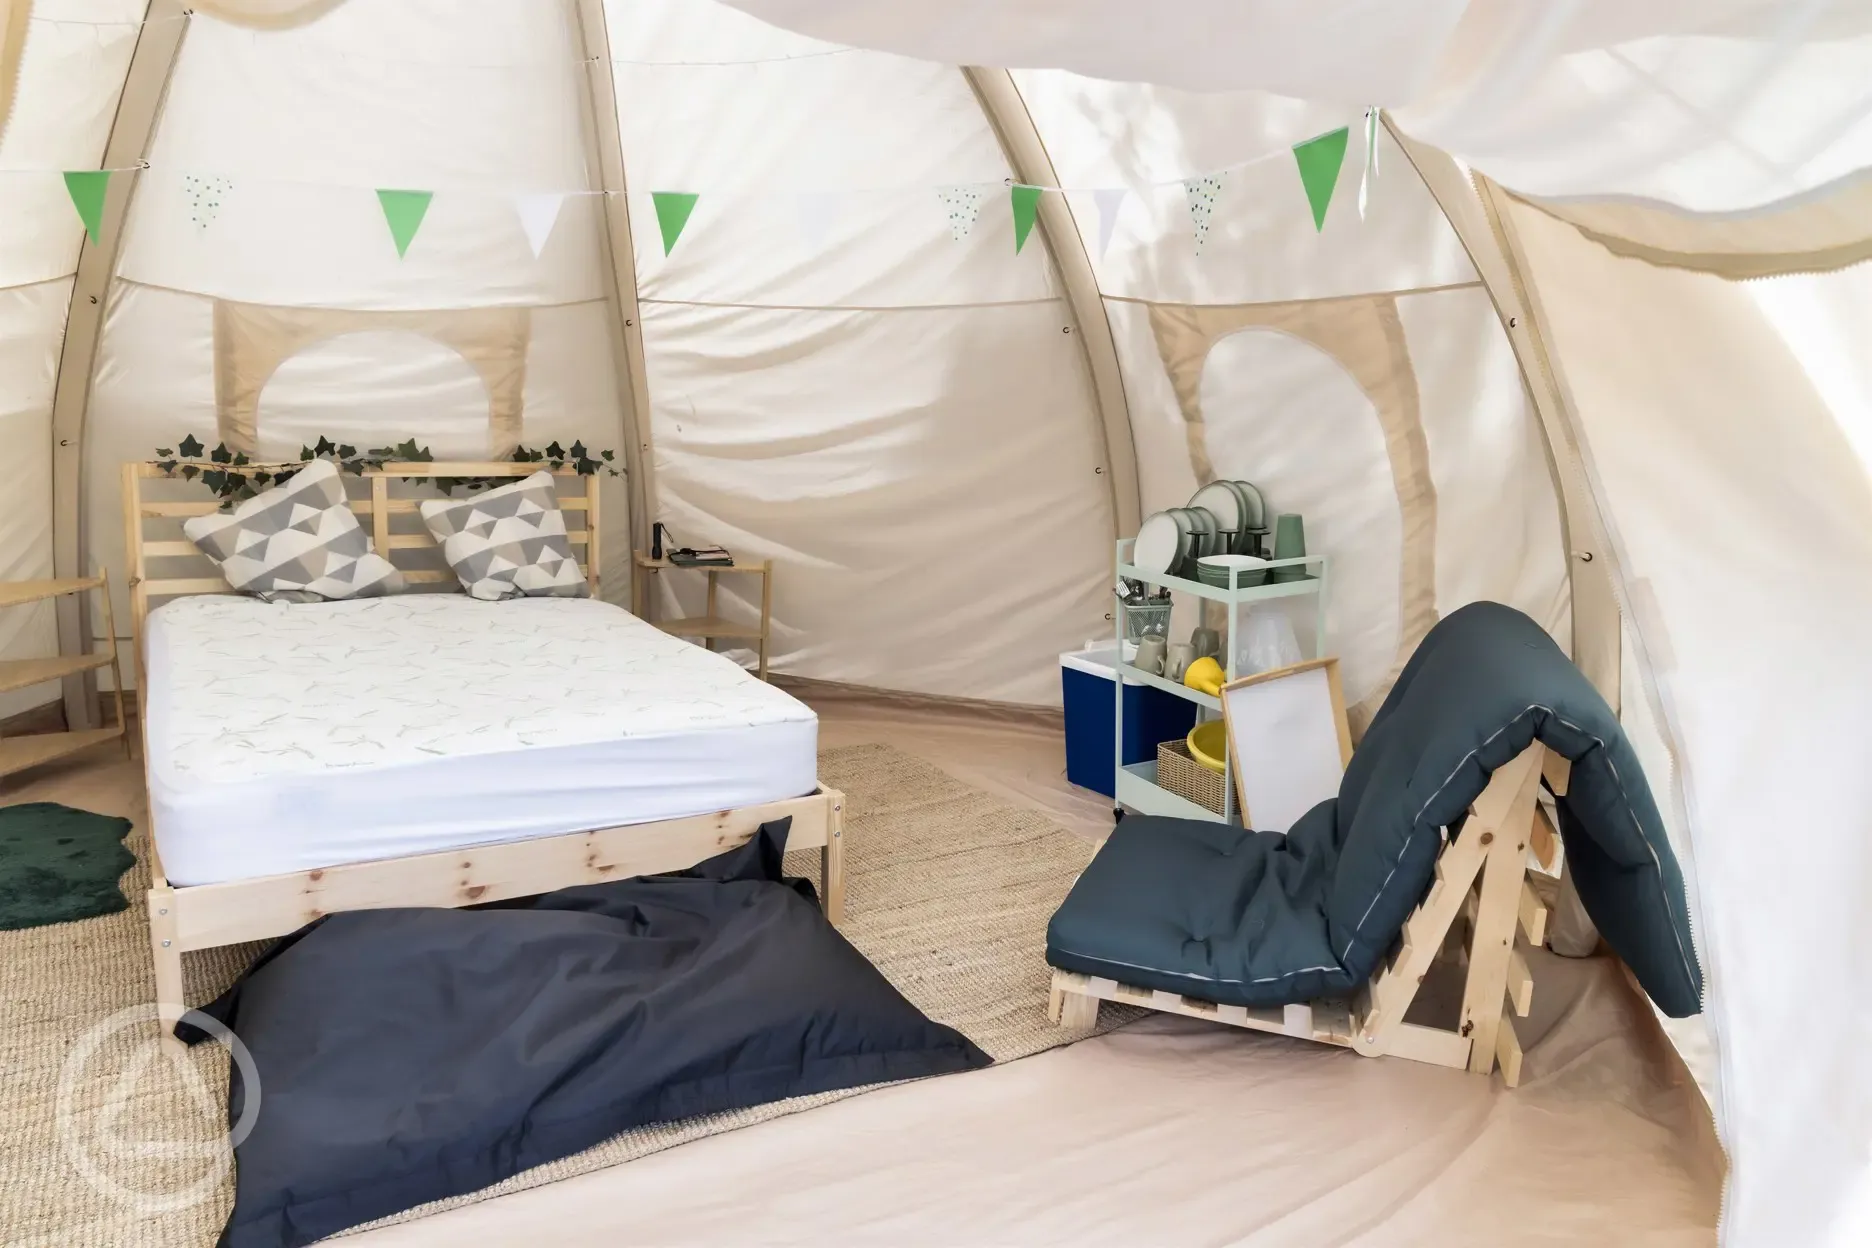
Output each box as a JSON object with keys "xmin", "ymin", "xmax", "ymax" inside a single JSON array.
[
  {"xmin": 1165, "ymin": 642, "xmax": 1196, "ymax": 682},
  {"xmin": 1189, "ymin": 626, "xmax": 1221, "ymax": 659},
  {"xmin": 1133, "ymin": 635, "xmax": 1167, "ymax": 675}
]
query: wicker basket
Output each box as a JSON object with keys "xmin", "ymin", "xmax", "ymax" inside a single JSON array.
[{"xmin": 1156, "ymin": 739, "xmax": 1227, "ymax": 815}]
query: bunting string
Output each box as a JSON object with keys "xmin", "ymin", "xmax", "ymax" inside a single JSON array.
[{"xmin": 15, "ymin": 115, "xmax": 1371, "ymax": 257}]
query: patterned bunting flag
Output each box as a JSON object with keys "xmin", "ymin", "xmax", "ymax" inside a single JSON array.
[
  {"xmin": 183, "ymin": 174, "xmax": 233, "ymax": 232},
  {"xmin": 376, "ymin": 189, "xmax": 433, "ymax": 258},
  {"xmin": 937, "ymin": 185, "xmax": 987, "ymax": 241},
  {"xmin": 1293, "ymin": 127, "xmax": 1350, "ymax": 232},
  {"xmin": 651, "ymin": 191, "xmax": 698, "ymax": 256},
  {"xmin": 1184, "ymin": 173, "xmax": 1226, "ymax": 254},
  {"xmin": 63, "ymin": 170, "xmax": 110, "ymax": 244}
]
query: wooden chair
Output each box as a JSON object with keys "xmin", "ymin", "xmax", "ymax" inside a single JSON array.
[{"xmin": 1049, "ymin": 739, "xmax": 1566, "ymax": 1085}]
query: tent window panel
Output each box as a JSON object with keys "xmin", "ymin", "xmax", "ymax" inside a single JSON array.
[
  {"xmin": 254, "ymin": 332, "xmax": 491, "ymax": 462},
  {"xmin": 1198, "ymin": 328, "xmax": 1401, "ymax": 706}
]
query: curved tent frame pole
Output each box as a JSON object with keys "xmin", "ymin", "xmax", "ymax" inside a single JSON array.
[
  {"xmin": 572, "ymin": 0, "xmax": 656, "ymax": 575},
  {"xmin": 47, "ymin": 0, "xmax": 191, "ymax": 730},
  {"xmin": 963, "ymin": 66, "xmax": 1142, "ymax": 537},
  {"xmin": 1381, "ymin": 114, "xmax": 1622, "ymax": 704},
  {"xmin": 1384, "ymin": 114, "xmax": 1619, "ymax": 958}
]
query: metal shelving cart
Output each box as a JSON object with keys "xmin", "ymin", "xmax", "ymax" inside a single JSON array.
[{"xmin": 1112, "ymin": 538, "xmax": 1328, "ymax": 825}]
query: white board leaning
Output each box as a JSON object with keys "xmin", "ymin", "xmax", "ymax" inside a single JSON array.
[{"xmin": 1220, "ymin": 657, "xmax": 1354, "ymax": 832}]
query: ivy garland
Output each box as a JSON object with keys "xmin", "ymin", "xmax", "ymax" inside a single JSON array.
[{"xmin": 153, "ymin": 434, "xmax": 620, "ymax": 506}]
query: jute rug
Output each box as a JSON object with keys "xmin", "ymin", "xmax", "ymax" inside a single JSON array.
[{"xmin": 0, "ymin": 744, "xmax": 1134, "ymax": 1246}]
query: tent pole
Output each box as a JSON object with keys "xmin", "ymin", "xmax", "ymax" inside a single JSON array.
[
  {"xmin": 1385, "ymin": 116, "xmax": 1614, "ymax": 958},
  {"xmin": 1381, "ymin": 115, "xmax": 1622, "ymax": 706},
  {"xmin": 47, "ymin": 0, "xmax": 190, "ymax": 731},
  {"xmin": 571, "ymin": 0, "xmax": 655, "ymax": 590},
  {"xmin": 962, "ymin": 67, "xmax": 1141, "ymax": 537}
]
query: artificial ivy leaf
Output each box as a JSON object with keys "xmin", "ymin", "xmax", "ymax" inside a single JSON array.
[
  {"xmin": 253, "ymin": 470, "xmax": 272, "ymax": 486},
  {"xmin": 178, "ymin": 434, "xmax": 204, "ymax": 458},
  {"xmin": 574, "ymin": 456, "xmax": 597, "ymax": 476},
  {"xmin": 232, "ymin": 452, "xmax": 249, "ymax": 467},
  {"xmin": 210, "ymin": 443, "xmax": 232, "ymax": 464},
  {"xmin": 275, "ymin": 467, "xmax": 300, "ymax": 486},
  {"xmin": 300, "ymin": 446, "xmax": 315, "ymax": 461},
  {"xmin": 545, "ymin": 440, "xmax": 565, "ymax": 459},
  {"xmin": 202, "ymin": 469, "xmax": 226, "ymax": 492},
  {"xmin": 180, "ymin": 464, "xmax": 200, "ymax": 481},
  {"xmin": 337, "ymin": 444, "xmax": 356, "ymax": 460},
  {"xmin": 601, "ymin": 449, "xmax": 615, "ymax": 462},
  {"xmin": 155, "ymin": 447, "xmax": 172, "ymax": 458},
  {"xmin": 156, "ymin": 460, "xmax": 178, "ymax": 474},
  {"xmin": 314, "ymin": 435, "xmax": 336, "ymax": 457},
  {"xmin": 569, "ymin": 440, "xmax": 587, "ymax": 460}
]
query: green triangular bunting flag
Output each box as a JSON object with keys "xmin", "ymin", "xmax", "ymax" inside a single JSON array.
[
  {"xmin": 1293, "ymin": 127, "xmax": 1349, "ymax": 231},
  {"xmin": 652, "ymin": 192, "xmax": 699, "ymax": 256},
  {"xmin": 1011, "ymin": 184, "xmax": 1043, "ymax": 254},
  {"xmin": 63, "ymin": 171, "xmax": 111, "ymax": 244},
  {"xmin": 376, "ymin": 189, "xmax": 433, "ymax": 258}
]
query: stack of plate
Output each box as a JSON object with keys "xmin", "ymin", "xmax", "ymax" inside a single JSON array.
[
  {"xmin": 1187, "ymin": 479, "xmax": 1267, "ymax": 556},
  {"xmin": 1196, "ymin": 554, "xmax": 1269, "ymax": 589},
  {"xmin": 1131, "ymin": 480, "xmax": 1269, "ymax": 580}
]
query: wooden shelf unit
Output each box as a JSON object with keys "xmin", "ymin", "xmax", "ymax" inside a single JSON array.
[
  {"xmin": 632, "ymin": 551, "xmax": 774, "ymax": 679},
  {"xmin": 0, "ymin": 575, "xmax": 131, "ymax": 780}
]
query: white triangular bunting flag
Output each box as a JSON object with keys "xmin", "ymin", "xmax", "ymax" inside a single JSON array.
[
  {"xmin": 1358, "ymin": 108, "xmax": 1380, "ymax": 220},
  {"xmin": 514, "ymin": 192, "xmax": 569, "ymax": 258},
  {"xmin": 792, "ymin": 191, "xmax": 839, "ymax": 252},
  {"xmin": 1092, "ymin": 188, "xmax": 1127, "ymax": 259}
]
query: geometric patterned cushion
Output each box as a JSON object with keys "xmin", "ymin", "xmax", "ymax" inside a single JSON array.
[
  {"xmin": 418, "ymin": 470, "xmax": 590, "ymax": 601},
  {"xmin": 183, "ymin": 459, "xmax": 405, "ymax": 602}
]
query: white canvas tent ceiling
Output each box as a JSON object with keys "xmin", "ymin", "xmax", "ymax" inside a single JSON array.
[{"xmin": 2, "ymin": 1, "xmax": 1869, "ymax": 1244}]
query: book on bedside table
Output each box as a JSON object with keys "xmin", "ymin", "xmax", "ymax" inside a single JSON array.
[{"xmin": 668, "ymin": 546, "xmax": 734, "ymax": 567}]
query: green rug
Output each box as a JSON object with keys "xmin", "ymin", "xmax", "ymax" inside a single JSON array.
[{"xmin": 0, "ymin": 802, "xmax": 135, "ymax": 931}]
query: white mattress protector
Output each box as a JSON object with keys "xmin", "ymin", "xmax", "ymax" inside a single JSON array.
[{"xmin": 144, "ymin": 594, "xmax": 818, "ymax": 886}]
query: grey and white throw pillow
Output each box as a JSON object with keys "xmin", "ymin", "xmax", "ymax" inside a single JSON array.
[
  {"xmin": 418, "ymin": 470, "xmax": 589, "ymax": 601},
  {"xmin": 183, "ymin": 459, "xmax": 404, "ymax": 602}
]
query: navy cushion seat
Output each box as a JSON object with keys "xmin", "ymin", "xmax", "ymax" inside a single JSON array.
[{"xmin": 1046, "ymin": 602, "xmax": 1704, "ymax": 1018}]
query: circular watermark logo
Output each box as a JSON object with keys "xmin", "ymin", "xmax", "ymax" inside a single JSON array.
[{"xmin": 54, "ymin": 1006, "xmax": 261, "ymax": 1213}]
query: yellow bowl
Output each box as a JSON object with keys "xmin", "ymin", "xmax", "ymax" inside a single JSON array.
[{"xmin": 1187, "ymin": 719, "xmax": 1228, "ymax": 772}]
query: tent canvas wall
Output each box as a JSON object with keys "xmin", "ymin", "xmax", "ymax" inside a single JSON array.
[{"xmin": 3, "ymin": 1, "xmax": 1869, "ymax": 1243}]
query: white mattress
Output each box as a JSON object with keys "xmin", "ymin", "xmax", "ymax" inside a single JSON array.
[{"xmin": 144, "ymin": 594, "xmax": 818, "ymax": 886}]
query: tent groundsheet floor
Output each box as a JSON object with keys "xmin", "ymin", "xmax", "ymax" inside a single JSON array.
[{"xmin": 0, "ymin": 687, "xmax": 1721, "ymax": 1246}]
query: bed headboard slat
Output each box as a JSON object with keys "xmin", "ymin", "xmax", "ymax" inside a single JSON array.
[{"xmin": 122, "ymin": 460, "xmax": 604, "ymax": 663}]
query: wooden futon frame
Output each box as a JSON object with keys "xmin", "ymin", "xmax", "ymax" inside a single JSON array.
[
  {"xmin": 124, "ymin": 460, "xmax": 845, "ymax": 1039},
  {"xmin": 1050, "ymin": 739, "xmax": 1564, "ymax": 1086}
]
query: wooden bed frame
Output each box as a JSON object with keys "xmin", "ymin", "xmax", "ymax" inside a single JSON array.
[
  {"xmin": 1050, "ymin": 734, "xmax": 1565, "ymax": 1086},
  {"xmin": 123, "ymin": 460, "xmax": 845, "ymax": 1037}
]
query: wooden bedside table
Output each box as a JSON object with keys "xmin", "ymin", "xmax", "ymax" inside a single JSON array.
[
  {"xmin": 631, "ymin": 551, "xmax": 773, "ymax": 680},
  {"xmin": 0, "ymin": 575, "xmax": 132, "ymax": 779}
]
